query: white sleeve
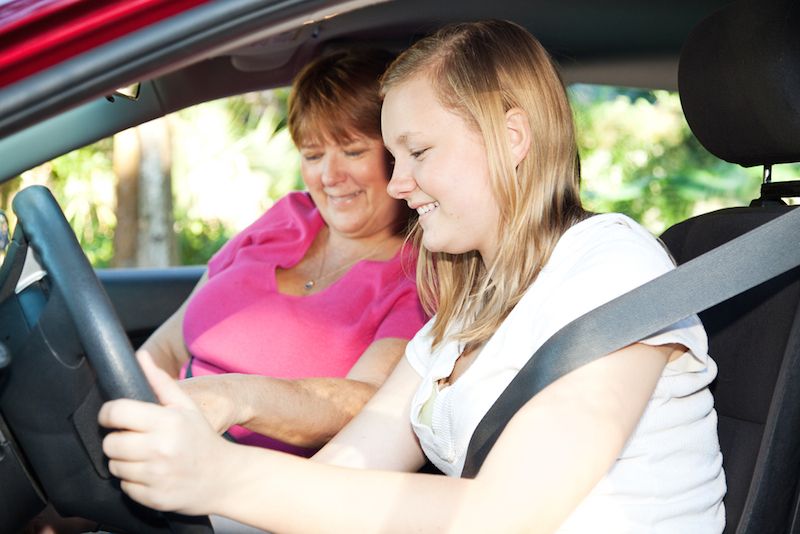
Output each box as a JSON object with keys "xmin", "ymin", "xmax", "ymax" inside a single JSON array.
[
  {"xmin": 403, "ymin": 317, "xmax": 437, "ymax": 377},
  {"xmin": 509, "ymin": 218, "xmax": 709, "ymax": 373}
]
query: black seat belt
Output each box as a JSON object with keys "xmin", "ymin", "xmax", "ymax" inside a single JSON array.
[{"xmin": 462, "ymin": 206, "xmax": 800, "ymax": 478}]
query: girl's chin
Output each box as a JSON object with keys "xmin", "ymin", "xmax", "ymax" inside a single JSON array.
[
  {"xmin": 422, "ymin": 236, "xmax": 454, "ymax": 255},
  {"xmin": 421, "ymin": 236, "xmax": 477, "ymax": 257}
]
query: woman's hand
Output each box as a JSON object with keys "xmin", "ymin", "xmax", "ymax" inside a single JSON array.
[
  {"xmin": 98, "ymin": 351, "xmax": 235, "ymax": 515},
  {"xmin": 179, "ymin": 375, "xmax": 247, "ymax": 434}
]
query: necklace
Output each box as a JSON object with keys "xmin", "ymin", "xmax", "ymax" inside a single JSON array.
[{"xmin": 303, "ymin": 233, "xmax": 395, "ymax": 292}]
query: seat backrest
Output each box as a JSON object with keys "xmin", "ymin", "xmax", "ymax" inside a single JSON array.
[
  {"xmin": 663, "ymin": 0, "xmax": 800, "ymax": 532},
  {"xmin": 661, "ymin": 207, "xmax": 800, "ymax": 533}
]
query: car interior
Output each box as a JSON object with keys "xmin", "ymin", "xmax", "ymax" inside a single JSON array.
[
  {"xmin": 0, "ymin": 0, "xmax": 798, "ymax": 532},
  {"xmin": 661, "ymin": 0, "xmax": 800, "ymax": 530}
]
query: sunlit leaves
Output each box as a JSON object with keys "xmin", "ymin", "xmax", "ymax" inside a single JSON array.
[
  {"xmin": 170, "ymin": 88, "xmax": 301, "ymax": 237},
  {"xmin": 571, "ymin": 85, "xmax": 762, "ymax": 234},
  {"xmin": 21, "ymin": 141, "xmax": 116, "ymax": 266},
  {"xmin": 13, "ymin": 84, "xmax": 799, "ymax": 267}
]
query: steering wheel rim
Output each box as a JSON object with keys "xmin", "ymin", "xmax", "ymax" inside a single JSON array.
[
  {"xmin": 1, "ymin": 185, "xmax": 213, "ymax": 533},
  {"xmin": 13, "ymin": 186, "xmax": 156, "ymax": 401}
]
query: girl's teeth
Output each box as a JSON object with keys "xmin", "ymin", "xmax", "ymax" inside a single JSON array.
[{"xmin": 416, "ymin": 201, "xmax": 439, "ymax": 215}]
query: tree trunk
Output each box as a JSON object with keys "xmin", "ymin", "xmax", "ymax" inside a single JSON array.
[
  {"xmin": 136, "ymin": 119, "xmax": 176, "ymax": 267},
  {"xmin": 112, "ymin": 129, "xmax": 140, "ymax": 267},
  {"xmin": 112, "ymin": 118, "xmax": 177, "ymax": 268}
]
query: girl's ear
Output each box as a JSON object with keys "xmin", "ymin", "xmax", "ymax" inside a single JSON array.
[{"xmin": 505, "ymin": 107, "xmax": 532, "ymax": 166}]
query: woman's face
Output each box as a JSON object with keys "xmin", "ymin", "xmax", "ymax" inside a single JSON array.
[
  {"xmin": 382, "ymin": 76, "xmax": 501, "ymax": 263},
  {"xmin": 299, "ymin": 134, "xmax": 404, "ymax": 240}
]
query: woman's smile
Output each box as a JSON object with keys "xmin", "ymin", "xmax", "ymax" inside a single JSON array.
[{"xmin": 327, "ymin": 190, "xmax": 365, "ymax": 205}]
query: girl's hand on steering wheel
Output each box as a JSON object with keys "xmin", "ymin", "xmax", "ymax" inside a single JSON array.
[{"xmin": 98, "ymin": 351, "xmax": 236, "ymax": 515}]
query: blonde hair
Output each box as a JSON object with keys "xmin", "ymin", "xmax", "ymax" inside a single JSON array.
[{"xmin": 381, "ymin": 20, "xmax": 586, "ymax": 350}]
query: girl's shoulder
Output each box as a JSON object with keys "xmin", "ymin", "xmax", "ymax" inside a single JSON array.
[{"xmin": 547, "ymin": 213, "xmax": 674, "ymax": 278}]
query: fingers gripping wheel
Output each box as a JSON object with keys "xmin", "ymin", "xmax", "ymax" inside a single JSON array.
[{"xmin": 0, "ymin": 186, "xmax": 213, "ymax": 533}]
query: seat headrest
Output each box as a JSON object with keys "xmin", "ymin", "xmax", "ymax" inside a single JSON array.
[{"xmin": 678, "ymin": 0, "xmax": 800, "ymax": 168}]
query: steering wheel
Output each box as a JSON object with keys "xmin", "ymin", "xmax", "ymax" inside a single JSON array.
[{"xmin": 0, "ymin": 185, "xmax": 213, "ymax": 533}]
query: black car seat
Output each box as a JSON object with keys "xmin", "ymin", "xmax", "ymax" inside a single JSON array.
[{"xmin": 660, "ymin": 0, "xmax": 800, "ymax": 532}]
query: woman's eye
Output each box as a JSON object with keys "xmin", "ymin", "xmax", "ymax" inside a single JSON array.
[
  {"xmin": 302, "ymin": 153, "xmax": 322, "ymax": 162},
  {"xmin": 344, "ymin": 149, "xmax": 366, "ymax": 157}
]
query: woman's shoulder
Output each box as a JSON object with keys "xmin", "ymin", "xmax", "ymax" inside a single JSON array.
[
  {"xmin": 262, "ymin": 191, "xmax": 317, "ymax": 223},
  {"xmin": 206, "ymin": 192, "xmax": 320, "ymax": 274},
  {"xmin": 280, "ymin": 190, "xmax": 315, "ymax": 210},
  {"xmin": 235, "ymin": 191, "xmax": 320, "ymax": 236}
]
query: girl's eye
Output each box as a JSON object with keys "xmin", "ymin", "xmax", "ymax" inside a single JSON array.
[
  {"xmin": 410, "ymin": 147, "xmax": 430, "ymax": 159},
  {"xmin": 302, "ymin": 153, "xmax": 322, "ymax": 162},
  {"xmin": 344, "ymin": 148, "xmax": 367, "ymax": 157}
]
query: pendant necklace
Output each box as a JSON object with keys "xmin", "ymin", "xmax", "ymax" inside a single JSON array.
[
  {"xmin": 303, "ymin": 232, "xmax": 393, "ymax": 292},
  {"xmin": 304, "ymin": 240, "xmax": 329, "ymax": 291}
]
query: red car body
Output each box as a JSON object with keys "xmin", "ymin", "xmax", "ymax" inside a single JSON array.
[{"xmin": 0, "ymin": 0, "xmax": 208, "ymax": 87}]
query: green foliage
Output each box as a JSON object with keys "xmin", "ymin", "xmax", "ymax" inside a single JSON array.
[
  {"xmin": 170, "ymin": 88, "xmax": 302, "ymax": 267},
  {"xmin": 0, "ymin": 180, "xmax": 21, "ymax": 224},
  {"xmin": 570, "ymin": 85, "xmax": 762, "ymax": 234},
  {"xmin": 224, "ymin": 87, "xmax": 291, "ymax": 139},
  {"xmin": 42, "ymin": 139, "xmax": 117, "ymax": 267},
  {"xmin": 225, "ymin": 88, "xmax": 304, "ymax": 197},
  {"xmin": 19, "ymin": 84, "xmax": 797, "ymax": 268},
  {"xmin": 16, "ymin": 88, "xmax": 302, "ymax": 268},
  {"xmin": 175, "ymin": 214, "xmax": 232, "ymax": 266}
]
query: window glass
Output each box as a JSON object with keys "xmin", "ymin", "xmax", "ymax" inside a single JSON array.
[
  {"xmin": 2, "ymin": 88, "xmax": 301, "ymax": 268},
  {"xmin": 2, "ymin": 84, "xmax": 797, "ymax": 268},
  {"xmin": 571, "ymin": 84, "xmax": 767, "ymax": 234}
]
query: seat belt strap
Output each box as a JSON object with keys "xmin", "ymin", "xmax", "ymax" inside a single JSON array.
[{"xmin": 462, "ymin": 206, "xmax": 800, "ymax": 478}]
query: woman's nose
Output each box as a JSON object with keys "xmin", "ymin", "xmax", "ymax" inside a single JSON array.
[
  {"xmin": 321, "ymin": 153, "xmax": 345, "ymax": 186},
  {"xmin": 387, "ymin": 164, "xmax": 416, "ymax": 199}
]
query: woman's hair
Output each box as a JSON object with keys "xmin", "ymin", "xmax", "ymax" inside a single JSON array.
[
  {"xmin": 288, "ymin": 48, "xmax": 394, "ymax": 147},
  {"xmin": 288, "ymin": 47, "xmax": 415, "ymax": 235},
  {"xmin": 381, "ymin": 20, "xmax": 586, "ymax": 350}
]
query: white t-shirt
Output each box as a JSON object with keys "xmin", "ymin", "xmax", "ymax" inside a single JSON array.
[{"xmin": 406, "ymin": 213, "xmax": 726, "ymax": 533}]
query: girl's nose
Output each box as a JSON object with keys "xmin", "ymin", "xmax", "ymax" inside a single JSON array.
[{"xmin": 387, "ymin": 163, "xmax": 416, "ymax": 200}]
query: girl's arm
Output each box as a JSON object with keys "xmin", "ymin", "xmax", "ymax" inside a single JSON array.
[
  {"xmin": 100, "ymin": 342, "xmax": 676, "ymax": 533},
  {"xmin": 311, "ymin": 354, "xmax": 426, "ymax": 471}
]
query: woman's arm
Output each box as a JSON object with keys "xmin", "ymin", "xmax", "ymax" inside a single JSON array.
[
  {"xmin": 311, "ymin": 354, "xmax": 426, "ymax": 471},
  {"xmin": 99, "ymin": 352, "xmax": 426, "ymax": 514},
  {"xmin": 179, "ymin": 337, "xmax": 409, "ymax": 448},
  {"xmin": 100, "ymin": 343, "xmax": 676, "ymax": 533},
  {"xmin": 139, "ymin": 271, "xmax": 208, "ymax": 378}
]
